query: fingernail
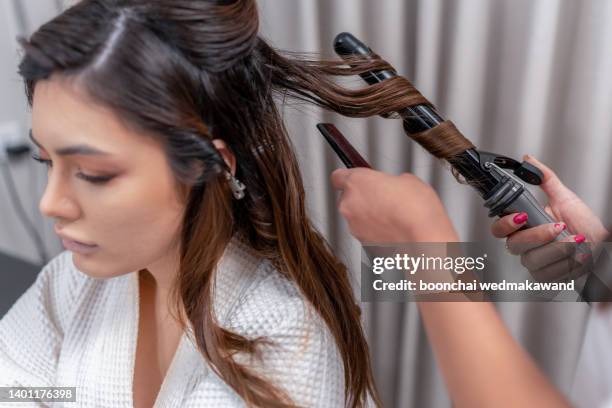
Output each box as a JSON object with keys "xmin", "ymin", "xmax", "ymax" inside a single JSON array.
[
  {"xmin": 513, "ymin": 213, "xmax": 528, "ymax": 224},
  {"xmin": 554, "ymin": 223, "xmax": 567, "ymax": 231},
  {"xmin": 574, "ymin": 234, "xmax": 586, "ymax": 244}
]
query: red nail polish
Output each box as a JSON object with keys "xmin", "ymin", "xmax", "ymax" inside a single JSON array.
[
  {"xmin": 562, "ymin": 224, "xmax": 567, "ymax": 230},
  {"xmin": 513, "ymin": 213, "xmax": 528, "ymax": 224},
  {"xmin": 554, "ymin": 223, "xmax": 560, "ymax": 229},
  {"xmin": 574, "ymin": 234, "xmax": 586, "ymax": 244}
]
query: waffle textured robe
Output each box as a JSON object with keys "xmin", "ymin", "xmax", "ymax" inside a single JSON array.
[{"xmin": 0, "ymin": 238, "xmax": 350, "ymax": 407}]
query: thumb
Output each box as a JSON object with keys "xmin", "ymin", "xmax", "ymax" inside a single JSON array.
[
  {"xmin": 331, "ymin": 168, "xmax": 352, "ymax": 190},
  {"xmin": 523, "ymin": 154, "xmax": 569, "ymax": 200}
]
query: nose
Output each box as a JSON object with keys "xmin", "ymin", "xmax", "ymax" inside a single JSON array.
[{"xmin": 38, "ymin": 176, "xmax": 80, "ymax": 220}]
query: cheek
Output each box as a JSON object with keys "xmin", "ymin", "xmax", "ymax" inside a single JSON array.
[{"xmin": 73, "ymin": 176, "xmax": 185, "ymax": 278}]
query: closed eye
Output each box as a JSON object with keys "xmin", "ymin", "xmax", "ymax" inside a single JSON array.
[
  {"xmin": 31, "ymin": 154, "xmax": 115, "ymax": 185},
  {"xmin": 31, "ymin": 154, "xmax": 52, "ymax": 167}
]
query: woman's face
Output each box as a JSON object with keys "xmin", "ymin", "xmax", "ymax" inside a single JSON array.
[{"xmin": 31, "ymin": 76, "xmax": 186, "ymax": 278}]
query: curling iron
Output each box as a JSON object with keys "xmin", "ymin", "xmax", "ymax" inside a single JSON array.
[
  {"xmin": 317, "ymin": 121, "xmax": 587, "ymax": 301},
  {"xmin": 327, "ymin": 32, "xmax": 578, "ymax": 242}
]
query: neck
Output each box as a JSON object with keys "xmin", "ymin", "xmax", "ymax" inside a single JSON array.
[{"xmin": 139, "ymin": 245, "xmax": 182, "ymax": 320}]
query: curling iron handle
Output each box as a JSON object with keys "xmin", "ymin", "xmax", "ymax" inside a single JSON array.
[{"xmin": 502, "ymin": 190, "xmax": 571, "ymax": 239}]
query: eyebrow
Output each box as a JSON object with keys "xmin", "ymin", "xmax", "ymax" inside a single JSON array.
[{"xmin": 29, "ymin": 129, "xmax": 112, "ymax": 157}]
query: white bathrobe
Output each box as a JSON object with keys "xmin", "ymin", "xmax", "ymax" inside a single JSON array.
[{"xmin": 0, "ymin": 238, "xmax": 348, "ymax": 407}]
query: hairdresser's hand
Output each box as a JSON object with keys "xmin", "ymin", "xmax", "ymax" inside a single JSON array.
[
  {"xmin": 331, "ymin": 168, "xmax": 459, "ymax": 243},
  {"xmin": 491, "ymin": 154, "xmax": 609, "ymax": 281}
]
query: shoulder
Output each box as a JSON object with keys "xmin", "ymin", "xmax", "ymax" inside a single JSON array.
[
  {"xmin": 38, "ymin": 250, "xmax": 108, "ymax": 303},
  {"xmin": 222, "ymin": 260, "xmax": 347, "ymax": 407},
  {"xmin": 0, "ymin": 251, "xmax": 103, "ymax": 386},
  {"xmin": 212, "ymin": 238, "xmax": 337, "ymax": 353},
  {"xmin": 225, "ymin": 260, "xmax": 319, "ymax": 334},
  {"xmin": 2, "ymin": 250, "xmax": 115, "ymax": 333},
  {"xmin": 213, "ymin": 238, "xmax": 315, "ymax": 330},
  {"xmin": 37, "ymin": 250, "xmax": 93, "ymax": 294}
]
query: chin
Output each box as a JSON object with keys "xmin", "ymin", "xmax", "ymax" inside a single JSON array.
[{"xmin": 70, "ymin": 251, "xmax": 131, "ymax": 280}]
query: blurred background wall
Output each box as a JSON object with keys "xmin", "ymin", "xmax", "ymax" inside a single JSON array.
[{"xmin": 1, "ymin": 1, "xmax": 610, "ymax": 407}]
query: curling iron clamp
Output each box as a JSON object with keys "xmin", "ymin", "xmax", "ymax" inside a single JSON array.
[{"xmin": 319, "ymin": 32, "xmax": 592, "ymax": 257}]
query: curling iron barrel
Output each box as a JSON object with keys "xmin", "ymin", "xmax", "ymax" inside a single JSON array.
[{"xmin": 333, "ymin": 32, "xmax": 578, "ymax": 242}]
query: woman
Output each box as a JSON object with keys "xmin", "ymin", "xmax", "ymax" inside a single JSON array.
[
  {"xmin": 331, "ymin": 155, "xmax": 611, "ymax": 407},
  {"xmin": 0, "ymin": 0, "xmax": 413, "ymax": 406}
]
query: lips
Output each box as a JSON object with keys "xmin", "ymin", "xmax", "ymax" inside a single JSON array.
[
  {"xmin": 61, "ymin": 238, "xmax": 99, "ymax": 254},
  {"xmin": 60, "ymin": 237, "xmax": 97, "ymax": 247},
  {"xmin": 54, "ymin": 226, "xmax": 97, "ymax": 247}
]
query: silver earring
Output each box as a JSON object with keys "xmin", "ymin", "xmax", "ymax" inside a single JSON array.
[{"xmin": 225, "ymin": 171, "xmax": 246, "ymax": 200}]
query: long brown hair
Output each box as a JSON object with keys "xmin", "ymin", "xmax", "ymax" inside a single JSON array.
[{"xmin": 13, "ymin": 1, "xmax": 441, "ymax": 406}]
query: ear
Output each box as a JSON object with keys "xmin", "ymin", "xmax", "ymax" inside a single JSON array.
[{"xmin": 211, "ymin": 139, "xmax": 237, "ymax": 175}]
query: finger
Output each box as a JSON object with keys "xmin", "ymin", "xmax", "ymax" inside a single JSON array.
[
  {"xmin": 336, "ymin": 187, "xmax": 354, "ymax": 215},
  {"xmin": 520, "ymin": 235, "xmax": 578, "ymax": 271},
  {"xmin": 331, "ymin": 168, "xmax": 352, "ymax": 190},
  {"xmin": 523, "ymin": 154, "xmax": 567, "ymax": 200},
  {"xmin": 491, "ymin": 212, "xmax": 529, "ymax": 238},
  {"xmin": 506, "ymin": 222, "xmax": 567, "ymax": 254},
  {"xmin": 530, "ymin": 255, "xmax": 587, "ymax": 283},
  {"xmin": 544, "ymin": 204, "xmax": 555, "ymax": 219}
]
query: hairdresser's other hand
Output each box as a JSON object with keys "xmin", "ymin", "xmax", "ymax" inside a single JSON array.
[
  {"xmin": 331, "ymin": 168, "xmax": 459, "ymax": 243},
  {"xmin": 491, "ymin": 155, "xmax": 608, "ymax": 280}
]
